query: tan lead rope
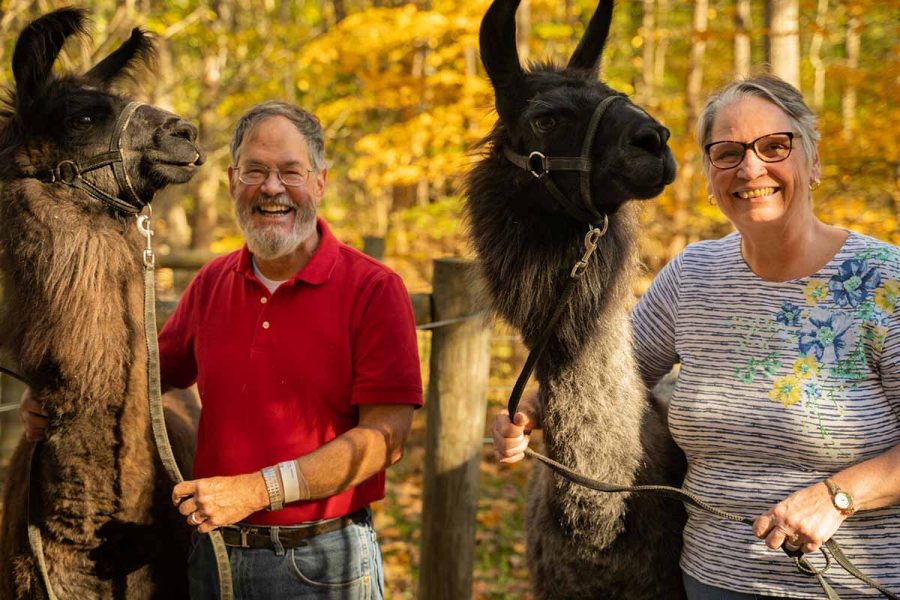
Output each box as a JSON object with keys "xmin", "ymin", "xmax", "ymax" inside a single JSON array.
[{"xmin": 139, "ymin": 213, "xmax": 234, "ymax": 600}]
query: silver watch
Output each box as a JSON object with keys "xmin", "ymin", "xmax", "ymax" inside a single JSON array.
[{"xmin": 261, "ymin": 466, "xmax": 283, "ymax": 511}]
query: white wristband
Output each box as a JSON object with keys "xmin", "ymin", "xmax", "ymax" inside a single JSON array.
[{"xmin": 278, "ymin": 460, "xmax": 301, "ymax": 504}]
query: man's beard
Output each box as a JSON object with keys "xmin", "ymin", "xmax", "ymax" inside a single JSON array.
[{"xmin": 235, "ymin": 193, "xmax": 317, "ymax": 260}]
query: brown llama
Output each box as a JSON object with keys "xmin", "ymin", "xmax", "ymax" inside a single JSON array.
[
  {"xmin": 469, "ymin": 1, "xmax": 688, "ymax": 598},
  {"xmin": 0, "ymin": 9, "xmax": 204, "ymax": 598}
]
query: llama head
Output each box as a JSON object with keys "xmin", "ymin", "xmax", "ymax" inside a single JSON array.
[
  {"xmin": 0, "ymin": 8, "xmax": 204, "ymax": 211},
  {"xmin": 479, "ymin": 0, "xmax": 676, "ymax": 221}
]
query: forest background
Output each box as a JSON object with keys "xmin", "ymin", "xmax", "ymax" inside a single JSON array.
[{"xmin": 0, "ymin": 0, "xmax": 896, "ymax": 598}]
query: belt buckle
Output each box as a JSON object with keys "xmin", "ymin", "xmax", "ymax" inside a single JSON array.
[{"xmin": 239, "ymin": 526, "xmax": 255, "ymax": 549}]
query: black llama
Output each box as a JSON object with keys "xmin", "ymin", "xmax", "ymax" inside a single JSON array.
[
  {"xmin": 0, "ymin": 9, "xmax": 203, "ymax": 598},
  {"xmin": 469, "ymin": 0, "xmax": 688, "ymax": 598}
]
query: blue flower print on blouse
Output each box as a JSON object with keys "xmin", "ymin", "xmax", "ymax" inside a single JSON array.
[
  {"xmin": 775, "ymin": 302, "xmax": 802, "ymax": 326},
  {"xmin": 798, "ymin": 308, "xmax": 857, "ymax": 363},
  {"xmin": 828, "ymin": 259, "xmax": 881, "ymax": 308}
]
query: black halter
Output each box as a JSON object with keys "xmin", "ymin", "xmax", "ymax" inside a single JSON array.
[
  {"xmin": 31, "ymin": 101, "xmax": 146, "ymax": 215},
  {"xmin": 503, "ymin": 94, "xmax": 625, "ymax": 225}
]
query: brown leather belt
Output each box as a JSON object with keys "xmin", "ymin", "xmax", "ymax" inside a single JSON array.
[{"xmin": 221, "ymin": 508, "xmax": 369, "ymax": 550}]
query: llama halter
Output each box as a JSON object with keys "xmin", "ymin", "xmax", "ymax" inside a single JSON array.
[
  {"xmin": 502, "ymin": 93, "xmax": 625, "ymax": 225},
  {"xmin": 31, "ymin": 101, "xmax": 147, "ymax": 215}
]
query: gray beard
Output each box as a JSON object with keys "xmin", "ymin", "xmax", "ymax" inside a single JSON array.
[{"xmin": 235, "ymin": 193, "xmax": 317, "ymax": 260}]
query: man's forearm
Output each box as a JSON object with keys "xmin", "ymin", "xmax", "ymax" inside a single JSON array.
[{"xmin": 272, "ymin": 404, "xmax": 414, "ymax": 504}]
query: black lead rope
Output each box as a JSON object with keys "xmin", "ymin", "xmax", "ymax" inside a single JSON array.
[{"xmin": 501, "ymin": 225, "xmax": 898, "ymax": 600}]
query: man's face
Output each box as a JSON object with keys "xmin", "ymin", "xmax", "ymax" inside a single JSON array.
[{"xmin": 228, "ymin": 116, "xmax": 327, "ymax": 260}]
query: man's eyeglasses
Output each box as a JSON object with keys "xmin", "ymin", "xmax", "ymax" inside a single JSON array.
[
  {"xmin": 235, "ymin": 166, "xmax": 313, "ymax": 187},
  {"xmin": 704, "ymin": 132, "xmax": 799, "ymax": 169}
]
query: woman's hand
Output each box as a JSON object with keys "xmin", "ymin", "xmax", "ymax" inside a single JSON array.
[
  {"xmin": 752, "ymin": 481, "xmax": 845, "ymax": 555},
  {"xmin": 492, "ymin": 390, "xmax": 542, "ymax": 464},
  {"xmin": 19, "ymin": 387, "xmax": 49, "ymax": 442}
]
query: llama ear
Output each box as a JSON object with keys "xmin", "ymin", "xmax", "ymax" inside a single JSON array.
[
  {"xmin": 480, "ymin": 0, "xmax": 527, "ymax": 122},
  {"xmin": 566, "ymin": 0, "xmax": 614, "ymax": 75},
  {"xmin": 86, "ymin": 28, "xmax": 156, "ymax": 86},
  {"xmin": 12, "ymin": 7, "xmax": 89, "ymax": 107}
]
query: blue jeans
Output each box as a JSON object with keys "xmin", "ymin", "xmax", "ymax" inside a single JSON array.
[
  {"xmin": 684, "ymin": 573, "xmax": 789, "ymax": 600},
  {"xmin": 189, "ymin": 515, "xmax": 384, "ymax": 599}
]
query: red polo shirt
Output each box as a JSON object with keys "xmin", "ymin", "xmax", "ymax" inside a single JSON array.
[{"xmin": 159, "ymin": 219, "xmax": 422, "ymax": 525}]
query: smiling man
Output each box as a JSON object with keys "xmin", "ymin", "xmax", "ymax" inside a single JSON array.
[{"xmin": 162, "ymin": 101, "xmax": 423, "ymax": 599}]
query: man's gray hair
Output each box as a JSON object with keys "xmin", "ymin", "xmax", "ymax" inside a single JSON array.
[
  {"xmin": 697, "ymin": 74, "xmax": 820, "ymax": 169},
  {"xmin": 230, "ymin": 101, "xmax": 326, "ymax": 171}
]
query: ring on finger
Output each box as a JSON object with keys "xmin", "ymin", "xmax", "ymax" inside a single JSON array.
[
  {"xmin": 189, "ymin": 511, "xmax": 201, "ymax": 526},
  {"xmin": 784, "ymin": 538, "xmax": 802, "ymax": 551}
]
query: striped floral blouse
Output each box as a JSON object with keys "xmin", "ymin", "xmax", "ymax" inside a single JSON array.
[{"xmin": 633, "ymin": 231, "xmax": 900, "ymax": 598}]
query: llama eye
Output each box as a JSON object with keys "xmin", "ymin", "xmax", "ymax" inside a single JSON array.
[
  {"xmin": 69, "ymin": 115, "xmax": 95, "ymax": 129},
  {"xmin": 532, "ymin": 116, "xmax": 557, "ymax": 134}
]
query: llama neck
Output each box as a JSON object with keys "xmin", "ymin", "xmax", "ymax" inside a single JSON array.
[
  {"xmin": 1, "ymin": 181, "xmax": 146, "ymax": 411},
  {"xmin": 467, "ymin": 156, "xmax": 642, "ymax": 366},
  {"xmin": 540, "ymin": 304, "xmax": 646, "ymax": 480},
  {"xmin": 0, "ymin": 181, "xmax": 157, "ymax": 518}
]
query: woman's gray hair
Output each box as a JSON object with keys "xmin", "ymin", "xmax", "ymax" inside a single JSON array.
[
  {"xmin": 697, "ymin": 74, "xmax": 819, "ymax": 169},
  {"xmin": 230, "ymin": 101, "xmax": 326, "ymax": 171}
]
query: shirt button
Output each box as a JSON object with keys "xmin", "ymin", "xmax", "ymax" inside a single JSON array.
[
  {"xmin": 260, "ymin": 297, "xmax": 268, "ymax": 304},
  {"xmin": 262, "ymin": 321, "xmax": 270, "ymax": 329}
]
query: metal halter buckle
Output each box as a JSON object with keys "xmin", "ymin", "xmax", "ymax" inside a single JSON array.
[
  {"xmin": 54, "ymin": 160, "xmax": 80, "ymax": 184},
  {"xmin": 527, "ymin": 151, "xmax": 549, "ymax": 178}
]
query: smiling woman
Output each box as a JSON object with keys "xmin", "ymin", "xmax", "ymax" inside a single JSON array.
[{"xmin": 633, "ymin": 74, "xmax": 900, "ymax": 598}]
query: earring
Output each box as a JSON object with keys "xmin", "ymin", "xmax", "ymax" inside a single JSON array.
[
  {"xmin": 707, "ymin": 194, "xmax": 716, "ymax": 206},
  {"xmin": 809, "ymin": 180, "xmax": 820, "ymax": 191}
]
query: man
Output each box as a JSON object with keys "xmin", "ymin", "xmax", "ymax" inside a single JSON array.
[{"xmin": 23, "ymin": 101, "xmax": 423, "ymax": 598}]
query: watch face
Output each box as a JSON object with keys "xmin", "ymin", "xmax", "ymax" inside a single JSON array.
[{"xmin": 835, "ymin": 492, "xmax": 852, "ymax": 510}]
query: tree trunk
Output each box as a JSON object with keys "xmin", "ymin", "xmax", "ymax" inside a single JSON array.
[
  {"xmin": 670, "ymin": 0, "xmax": 708, "ymax": 259},
  {"xmin": 332, "ymin": 0, "xmax": 346, "ymax": 24},
  {"xmin": 653, "ymin": 0, "xmax": 669, "ymax": 97},
  {"xmin": 841, "ymin": 9, "xmax": 860, "ymax": 141},
  {"xmin": 766, "ymin": 0, "xmax": 800, "ymax": 87},
  {"xmin": 190, "ymin": 0, "xmax": 232, "ymax": 251},
  {"xmin": 639, "ymin": 0, "xmax": 656, "ymax": 105},
  {"xmin": 808, "ymin": 0, "xmax": 829, "ymax": 111},
  {"xmin": 516, "ymin": 0, "xmax": 530, "ymax": 64},
  {"xmin": 686, "ymin": 0, "xmax": 708, "ymax": 133},
  {"xmin": 734, "ymin": 0, "xmax": 752, "ymax": 79}
]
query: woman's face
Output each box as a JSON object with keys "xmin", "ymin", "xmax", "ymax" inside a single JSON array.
[{"xmin": 706, "ymin": 95, "xmax": 819, "ymax": 233}]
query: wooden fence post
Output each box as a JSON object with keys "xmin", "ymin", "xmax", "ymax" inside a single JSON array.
[
  {"xmin": 362, "ymin": 236, "xmax": 385, "ymax": 261},
  {"xmin": 418, "ymin": 258, "xmax": 491, "ymax": 600}
]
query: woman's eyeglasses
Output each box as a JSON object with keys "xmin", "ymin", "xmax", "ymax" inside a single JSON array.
[{"xmin": 704, "ymin": 132, "xmax": 799, "ymax": 169}]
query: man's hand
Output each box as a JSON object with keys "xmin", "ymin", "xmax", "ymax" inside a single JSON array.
[
  {"xmin": 752, "ymin": 481, "xmax": 845, "ymax": 555},
  {"xmin": 172, "ymin": 473, "xmax": 270, "ymax": 534},
  {"xmin": 19, "ymin": 387, "xmax": 49, "ymax": 442}
]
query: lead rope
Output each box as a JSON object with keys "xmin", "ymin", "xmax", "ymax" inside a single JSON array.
[
  {"xmin": 26, "ymin": 445, "xmax": 58, "ymax": 600},
  {"xmin": 138, "ymin": 211, "xmax": 234, "ymax": 600},
  {"xmin": 497, "ymin": 223, "xmax": 898, "ymax": 600}
]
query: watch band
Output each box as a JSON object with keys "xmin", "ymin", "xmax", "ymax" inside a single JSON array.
[{"xmin": 261, "ymin": 466, "xmax": 283, "ymax": 511}]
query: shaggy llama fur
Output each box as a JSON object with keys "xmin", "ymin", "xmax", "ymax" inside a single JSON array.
[
  {"xmin": 468, "ymin": 1, "xmax": 688, "ymax": 597},
  {"xmin": 0, "ymin": 9, "xmax": 202, "ymax": 598}
]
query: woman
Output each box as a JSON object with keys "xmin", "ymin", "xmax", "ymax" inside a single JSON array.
[{"xmin": 493, "ymin": 75, "xmax": 900, "ymax": 598}]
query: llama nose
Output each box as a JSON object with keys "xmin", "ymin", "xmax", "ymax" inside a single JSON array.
[{"xmin": 631, "ymin": 124, "xmax": 669, "ymax": 156}]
